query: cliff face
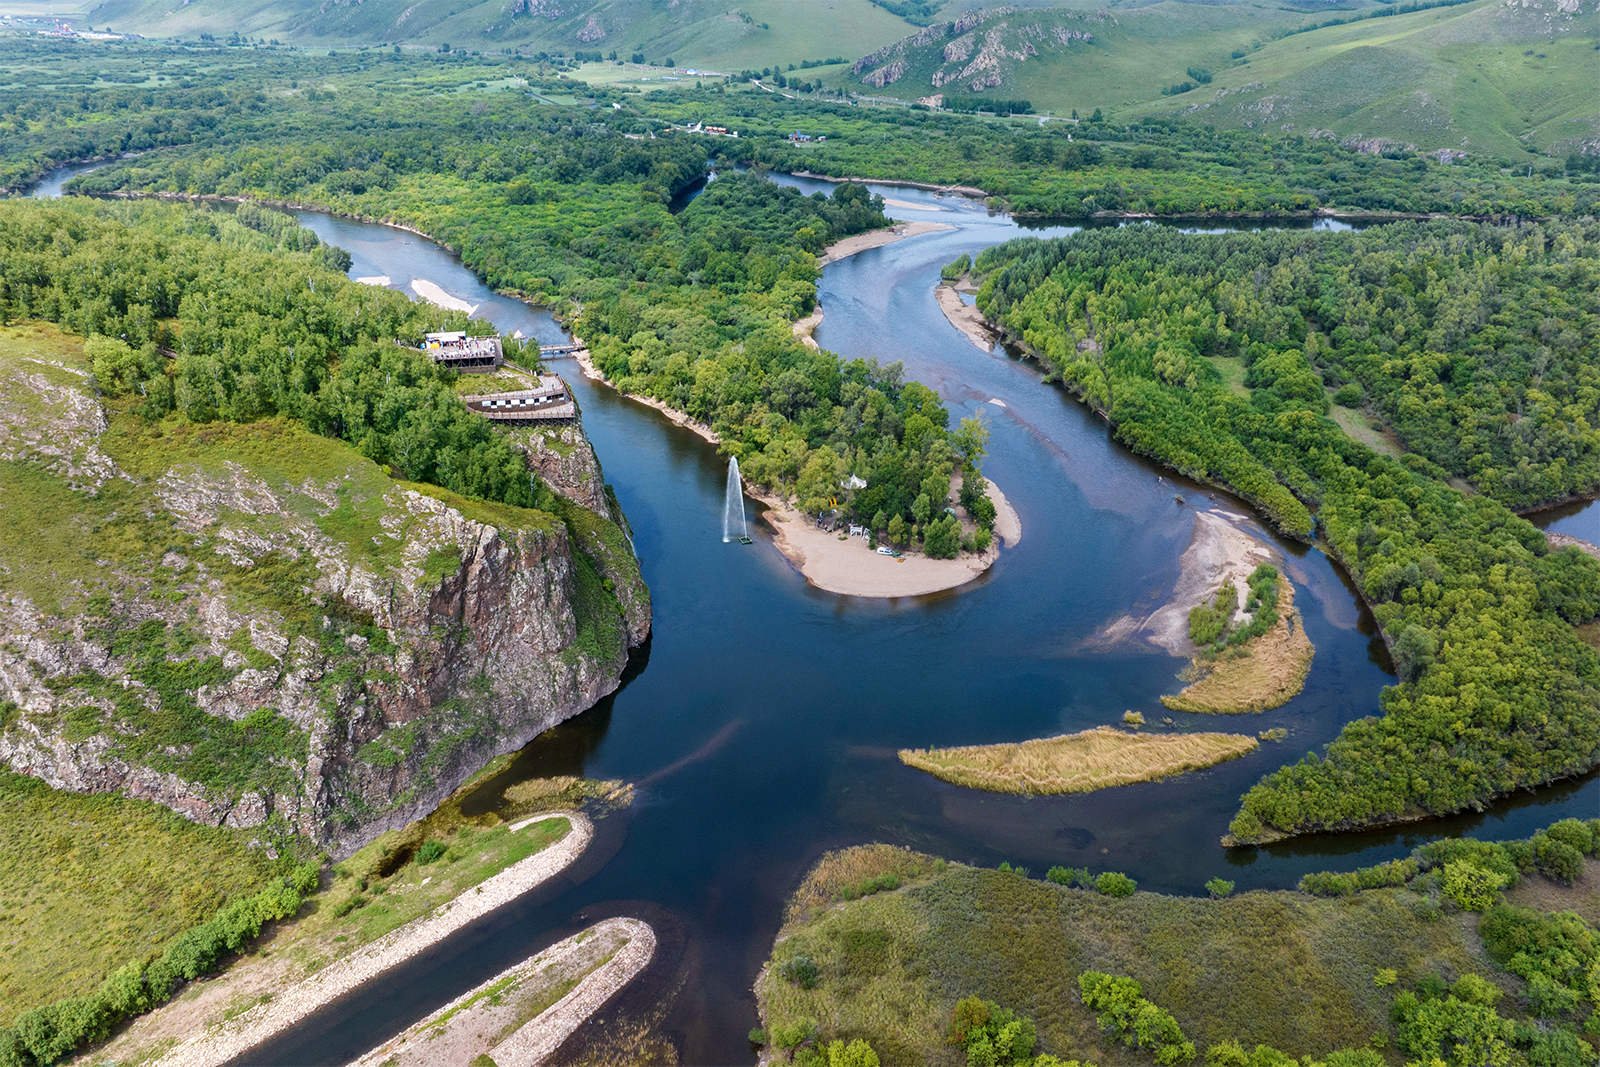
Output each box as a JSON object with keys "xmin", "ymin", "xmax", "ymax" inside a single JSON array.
[{"xmin": 0, "ymin": 324, "xmax": 648, "ymax": 853}]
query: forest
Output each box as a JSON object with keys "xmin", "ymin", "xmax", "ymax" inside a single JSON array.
[{"xmin": 968, "ymin": 222, "xmax": 1600, "ymax": 843}]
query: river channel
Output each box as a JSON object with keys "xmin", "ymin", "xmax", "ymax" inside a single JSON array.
[{"xmin": 31, "ymin": 170, "xmax": 1600, "ymax": 1064}]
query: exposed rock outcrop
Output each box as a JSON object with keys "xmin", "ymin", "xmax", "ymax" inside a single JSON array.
[{"xmin": 0, "ymin": 325, "xmax": 648, "ymax": 855}]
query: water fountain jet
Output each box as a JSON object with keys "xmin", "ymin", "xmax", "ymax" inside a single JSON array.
[{"xmin": 723, "ymin": 457, "xmax": 748, "ymax": 543}]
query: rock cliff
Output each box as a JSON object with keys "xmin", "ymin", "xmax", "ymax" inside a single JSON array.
[{"xmin": 0, "ymin": 324, "xmax": 648, "ymax": 854}]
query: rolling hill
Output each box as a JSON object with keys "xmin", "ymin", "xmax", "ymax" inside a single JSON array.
[
  {"xmin": 72, "ymin": 0, "xmax": 925, "ymax": 71},
  {"xmin": 838, "ymin": 0, "xmax": 1599, "ymax": 157}
]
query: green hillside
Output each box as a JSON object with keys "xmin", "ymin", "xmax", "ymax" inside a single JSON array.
[
  {"xmin": 78, "ymin": 0, "xmax": 920, "ymax": 71},
  {"xmin": 835, "ymin": 0, "xmax": 1598, "ymax": 157}
]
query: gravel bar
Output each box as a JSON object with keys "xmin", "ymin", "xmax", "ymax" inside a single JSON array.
[{"xmin": 153, "ymin": 813, "xmax": 593, "ymax": 1067}]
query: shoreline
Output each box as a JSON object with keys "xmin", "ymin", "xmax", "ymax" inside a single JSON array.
[
  {"xmin": 817, "ymin": 219, "xmax": 957, "ymax": 266},
  {"xmin": 153, "ymin": 813, "xmax": 594, "ymax": 1067},
  {"xmin": 934, "ymin": 283, "xmax": 996, "ymax": 352},
  {"xmin": 750, "ymin": 477, "xmax": 1018, "ymax": 599}
]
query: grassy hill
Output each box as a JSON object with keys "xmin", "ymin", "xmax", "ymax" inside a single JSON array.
[
  {"xmin": 835, "ymin": 0, "xmax": 1598, "ymax": 157},
  {"xmin": 79, "ymin": 0, "xmax": 921, "ymax": 71}
]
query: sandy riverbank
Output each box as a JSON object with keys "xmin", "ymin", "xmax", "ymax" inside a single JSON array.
[
  {"xmin": 153, "ymin": 814, "xmax": 593, "ymax": 1067},
  {"xmin": 754, "ymin": 476, "xmax": 1018, "ymax": 598},
  {"xmin": 573, "ymin": 345, "xmax": 722, "ymax": 444},
  {"xmin": 793, "ymin": 304, "xmax": 824, "ymax": 349},
  {"xmin": 411, "ymin": 277, "xmax": 479, "ymax": 314},
  {"xmin": 818, "ymin": 219, "xmax": 956, "ymax": 266},
  {"xmin": 352, "ymin": 916, "xmax": 655, "ymax": 1067},
  {"xmin": 935, "ymin": 284, "xmax": 995, "ymax": 352}
]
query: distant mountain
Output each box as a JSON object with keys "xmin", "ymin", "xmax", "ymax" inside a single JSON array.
[
  {"xmin": 83, "ymin": 0, "xmax": 922, "ymax": 70},
  {"xmin": 839, "ymin": 0, "xmax": 1600, "ymax": 157}
]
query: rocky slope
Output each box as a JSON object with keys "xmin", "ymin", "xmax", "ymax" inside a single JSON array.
[{"xmin": 0, "ymin": 324, "xmax": 648, "ymax": 854}]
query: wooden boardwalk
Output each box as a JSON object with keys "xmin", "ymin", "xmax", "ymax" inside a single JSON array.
[{"xmin": 462, "ymin": 376, "xmax": 576, "ymax": 422}]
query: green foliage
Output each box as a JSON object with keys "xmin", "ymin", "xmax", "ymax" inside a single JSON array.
[
  {"xmin": 840, "ymin": 873, "xmax": 901, "ymax": 901},
  {"xmin": 414, "ymin": 839, "xmax": 447, "ymax": 865},
  {"xmin": 1205, "ymin": 877, "xmax": 1235, "ymax": 899},
  {"xmin": 943, "ymin": 253, "xmax": 972, "ymax": 282},
  {"xmin": 1480, "ymin": 905, "xmax": 1599, "ymax": 1020},
  {"xmin": 1095, "ymin": 871, "xmax": 1137, "ymax": 898},
  {"xmin": 971, "ymin": 223, "xmax": 1600, "ymax": 842},
  {"xmin": 781, "ymin": 955, "xmax": 821, "ymax": 989},
  {"xmin": 1299, "ymin": 858, "xmax": 1419, "ymax": 898},
  {"xmin": 1442, "ymin": 861, "xmax": 1509, "ymax": 912},
  {"xmin": 1078, "ymin": 971, "xmax": 1197, "ymax": 1065},
  {"xmin": 946, "ymin": 997, "xmax": 1041, "ymax": 1067},
  {"xmin": 824, "ymin": 1038, "xmax": 881, "ymax": 1067}
]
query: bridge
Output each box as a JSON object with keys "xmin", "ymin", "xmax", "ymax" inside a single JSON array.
[{"xmin": 537, "ymin": 343, "xmax": 585, "ymax": 356}]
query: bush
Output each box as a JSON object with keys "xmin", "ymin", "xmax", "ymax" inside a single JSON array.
[
  {"xmin": 825, "ymin": 1038, "xmax": 880, "ymax": 1067},
  {"xmin": 1077, "ymin": 971, "xmax": 1195, "ymax": 1064},
  {"xmin": 780, "ymin": 954, "xmax": 820, "ymax": 989},
  {"xmin": 1333, "ymin": 382, "xmax": 1364, "ymax": 406},
  {"xmin": 414, "ymin": 839, "xmax": 447, "ymax": 865},
  {"xmin": 1541, "ymin": 818, "xmax": 1595, "ymax": 855},
  {"xmin": 945, "ymin": 996, "xmax": 1039, "ymax": 1067},
  {"xmin": 1441, "ymin": 860, "xmax": 1508, "ymax": 911},
  {"xmin": 1205, "ymin": 877, "xmax": 1234, "ymax": 899},
  {"xmin": 1095, "ymin": 871, "xmax": 1137, "ymax": 897}
]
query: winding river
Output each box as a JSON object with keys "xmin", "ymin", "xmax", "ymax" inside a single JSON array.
[{"xmin": 30, "ymin": 170, "xmax": 1600, "ymax": 1064}]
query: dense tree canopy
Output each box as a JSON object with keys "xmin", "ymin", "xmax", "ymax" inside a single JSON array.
[{"xmin": 972, "ymin": 223, "xmax": 1600, "ymax": 843}]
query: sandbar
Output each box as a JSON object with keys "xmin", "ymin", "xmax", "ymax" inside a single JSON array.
[
  {"xmin": 1085, "ymin": 509, "xmax": 1277, "ymax": 655},
  {"xmin": 355, "ymin": 274, "xmax": 391, "ymax": 287},
  {"xmin": 935, "ymin": 283, "xmax": 996, "ymax": 352},
  {"xmin": 1161, "ymin": 576, "xmax": 1314, "ymax": 714},
  {"xmin": 352, "ymin": 916, "xmax": 655, "ymax": 1067},
  {"xmin": 818, "ymin": 220, "xmax": 956, "ymax": 266},
  {"xmin": 410, "ymin": 277, "xmax": 479, "ymax": 315},
  {"xmin": 153, "ymin": 814, "xmax": 593, "ymax": 1067},
  {"xmin": 899, "ymin": 725, "xmax": 1259, "ymax": 795},
  {"xmin": 882, "ymin": 196, "xmax": 947, "ymax": 212},
  {"xmin": 755, "ymin": 476, "xmax": 1017, "ymax": 599}
]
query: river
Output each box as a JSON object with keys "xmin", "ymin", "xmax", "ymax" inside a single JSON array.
[{"xmin": 28, "ymin": 169, "xmax": 1600, "ymax": 1064}]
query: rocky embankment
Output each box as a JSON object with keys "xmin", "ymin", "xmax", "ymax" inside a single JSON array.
[{"xmin": 0, "ymin": 325, "xmax": 648, "ymax": 853}]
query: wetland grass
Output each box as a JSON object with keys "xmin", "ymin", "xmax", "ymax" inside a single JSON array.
[{"xmin": 898, "ymin": 725, "xmax": 1258, "ymax": 795}]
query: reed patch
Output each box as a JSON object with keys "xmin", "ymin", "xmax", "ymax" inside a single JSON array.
[{"xmin": 898, "ymin": 725, "xmax": 1258, "ymax": 795}]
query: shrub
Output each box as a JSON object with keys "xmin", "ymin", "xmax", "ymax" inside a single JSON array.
[
  {"xmin": 1046, "ymin": 866, "xmax": 1092, "ymax": 888},
  {"xmin": 945, "ymin": 997, "xmax": 1039, "ymax": 1066},
  {"xmin": 824, "ymin": 1039, "xmax": 880, "ymax": 1067},
  {"xmin": 1532, "ymin": 833, "xmax": 1585, "ymax": 884},
  {"xmin": 1095, "ymin": 871, "xmax": 1137, "ymax": 897},
  {"xmin": 1204, "ymin": 877, "xmax": 1234, "ymax": 899},
  {"xmin": 1077, "ymin": 971, "xmax": 1195, "ymax": 1064},
  {"xmin": 772, "ymin": 1018, "xmax": 819, "ymax": 1059},
  {"xmin": 1333, "ymin": 382, "xmax": 1364, "ymax": 406},
  {"xmin": 1541, "ymin": 818, "xmax": 1595, "ymax": 855},
  {"xmin": 780, "ymin": 954, "xmax": 820, "ymax": 989},
  {"xmin": 1441, "ymin": 860, "xmax": 1507, "ymax": 912},
  {"xmin": 414, "ymin": 839, "xmax": 447, "ymax": 865}
]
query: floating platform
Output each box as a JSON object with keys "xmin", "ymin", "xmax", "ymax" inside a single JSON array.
[{"xmin": 462, "ymin": 377, "xmax": 577, "ymax": 422}]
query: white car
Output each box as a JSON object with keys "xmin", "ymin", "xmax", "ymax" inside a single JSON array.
[{"xmin": 876, "ymin": 546, "xmax": 895, "ymax": 556}]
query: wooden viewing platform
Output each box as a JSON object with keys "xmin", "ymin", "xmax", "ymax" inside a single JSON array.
[
  {"xmin": 462, "ymin": 377, "xmax": 577, "ymax": 422},
  {"xmin": 422, "ymin": 331, "xmax": 503, "ymax": 374}
]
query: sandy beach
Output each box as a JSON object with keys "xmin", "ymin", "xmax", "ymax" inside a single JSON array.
[
  {"xmin": 817, "ymin": 220, "xmax": 956, "ymax": 266},
  {"xmin": 352, "ymin": 916, "xmax": 656, "ymax": 1067},
  {"xmin": 754, "ymin": 476, "xmax": 1018, "ymax": 598},
  {"xmin": 792, "ymin": 303, "xmax": 824, "ymax": 349},
  {"xmin": 935, "ymin": 284, "xmax": 996, "ymax": 352},
  {"xmin": 410, "ymin": 277, "xmax": 479, "ymax": 314},
  {"xmin": 355, "ymin": 274, "xmax": 391, "ymax": 287},
  {"xmin": 153, "ymin": 814, "xmax": 593, "ymax": 1067}
]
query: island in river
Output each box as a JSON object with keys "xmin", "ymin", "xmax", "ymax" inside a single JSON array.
[{"xmin": 573, "ymin": 221, "xmax": 1022, "ymax": 599}]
